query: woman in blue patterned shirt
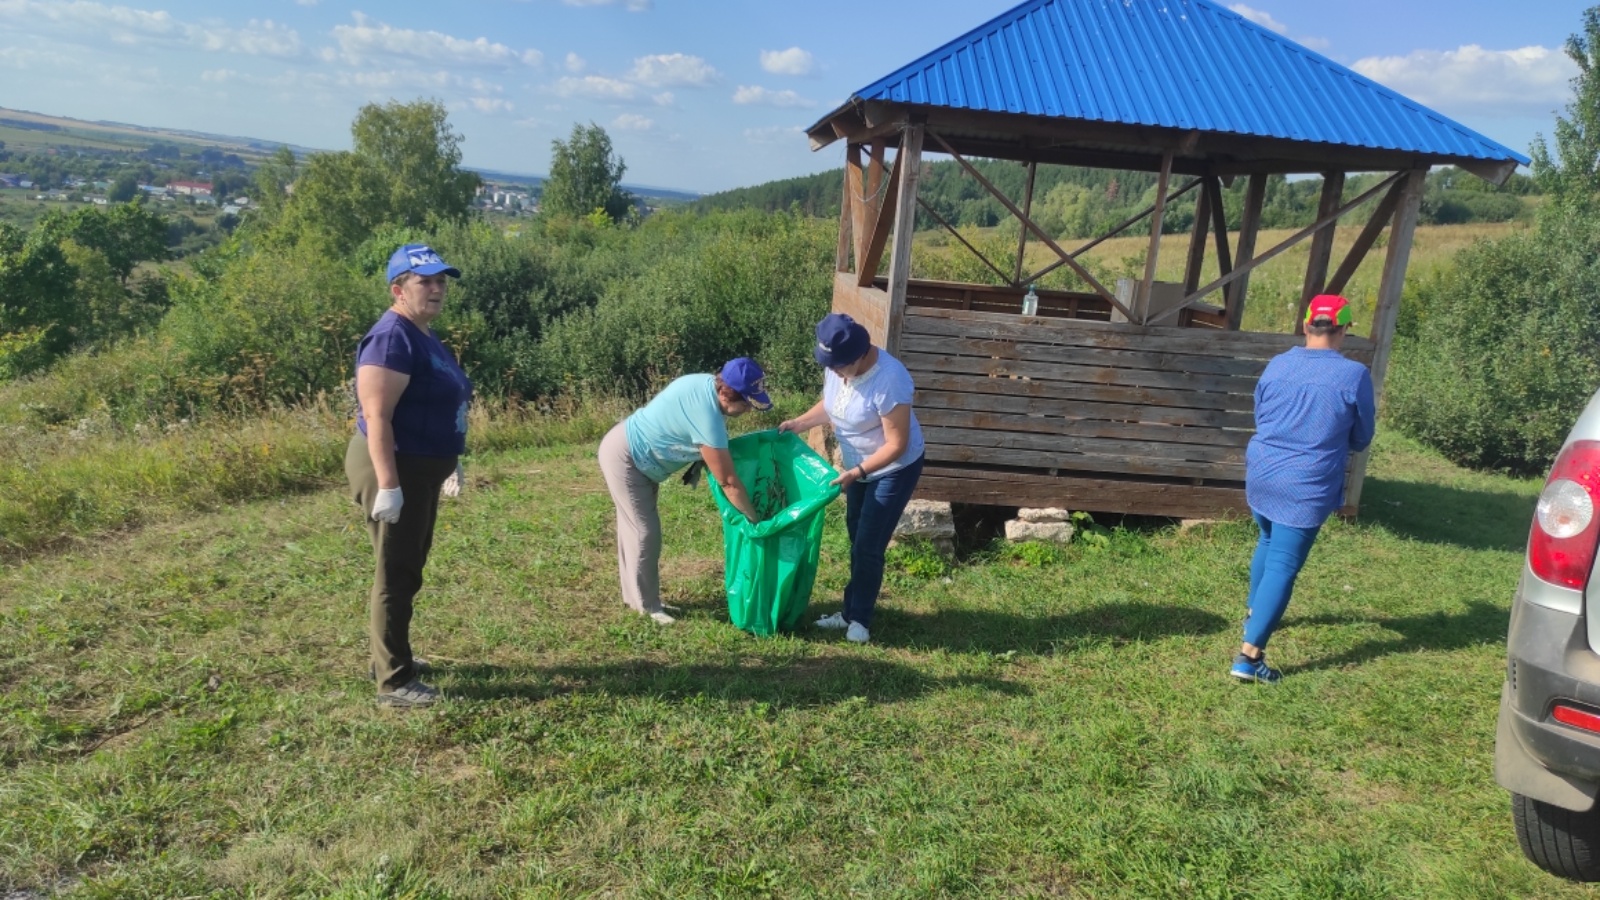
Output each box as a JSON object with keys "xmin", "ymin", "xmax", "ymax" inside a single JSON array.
[{"xmin": 1234, "ymin": 294, "xmax": 1376, "ymax": 683}]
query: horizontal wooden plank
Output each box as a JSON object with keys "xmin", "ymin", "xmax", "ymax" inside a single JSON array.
[
  {"xmin": 917, "ymin": 466, "xmax": 1248, "ymax": 518},
  {"xmin": 901, "ymin": 350, "xmax": 1259, "ymax": 396},
  {"xmin": 924, "ymin": 425, "xmax": 1244, "ymax": 464},
  {"xmin": 917, "ymin": 389, "xmax": 1257, "ymax": 429},
  {"xmin": 914, "ymin": 371, "xmax": 1257, "ymax": 413},
  {"xmin": 902, "ymin": 332, "xmax": 1270, "ymax": 378},
  {"xmin": 918, "ymin": 408, "xmax": 1254, "ymax": 448},
  {"xmin": 904, "ymin": 306, "xmax": 1377, "ymax": 365},
  {"xmin": 924, "ymin": 436, "xmax": 1246, "ymax": 481}
]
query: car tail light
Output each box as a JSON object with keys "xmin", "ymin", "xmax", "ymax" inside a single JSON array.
[
  {"xmin": 1529, "ymin": 440, "xmax": 1600, "ymax": 589},
  {"xmin": 1553, "ymin": 703, "xmax": 1600, "ymax": 734}
]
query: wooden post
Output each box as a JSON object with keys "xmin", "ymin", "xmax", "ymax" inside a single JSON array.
[
  {"xmin": 835, "ymin": 156, "xmax": 853, "ymax": 273},
  {"xmin": 1206, "ymin": 176, "xmax": 1233, "ymax": 285},
  {"xmin": 1344, "ymin": 168, "xmax": 1426, "ymax": 513},
  {"xmin": 1226, "ymin": 173, "xmax": 1267, "ymax": 331},
  {"xmin": 1138, "ymin": 150, "xmax": 1175, "ymax": 321},
  {"xmin": 1325, "ymin": 179, "xmax": 1405, "ymax": 296},
  {"xmin": 884, "ymin": 125, "xmax": 924, "ymax": 355},
  {"xmin": 846, "ymin": 144, "xmax": 866, "ymax": 275},
  {"xmin": 1296, "ymin": 172, "xmax": 1345, "ymax": 333},
  {"xmin": 1014, "ymin": 161, "xmax": 1037, "ymax": 287},
  {"xmin": 1184, "ymin": 183, "xmax": 1210, "ymax": 293}
]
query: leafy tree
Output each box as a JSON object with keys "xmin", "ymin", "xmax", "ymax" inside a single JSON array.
[
  {"xmin": 1532, "ymin": 7, "xmax": 1600, "ymax": 211},
  {"xmin": 0, "ymin": 222, "xmax": 78, "ymax": 373},
  {"xmin": 1390, "ymin": 5, "xmax": 1600, "ymax": 473},
  {"xmin": 542, "ymin": 122, "xmax": 633, "ymax": 222},
  {"xmin": 276, "ymin": 152, "xmax": 392, "ymax": 254},
  {"xmin": 38, "ymin": 203, "xmax": 169, "ymax": 284},
  {"xmin": 350, "ymin": 99, "xmax": 480, "ymax": 226},
  {"xmin": 250, "ymin": 145, "xmax": 298, "ymax": 215},
  {"xmin": 108, "ymin": 172, "xmax": 139, "ymax": 203}
]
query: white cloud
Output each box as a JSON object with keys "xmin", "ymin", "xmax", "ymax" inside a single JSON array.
[
  {"xmin": 760, "ymin": 47, "xmax": 814, "ymax": 76},
  {"xmin": 194, "ymin": 19, "xmax": 302, "ymax": 57},
  {"xmin": 613, "ymin": 113, "xmax": 654, "ymax": 131},
  {"xmin": 467, "ymin": 97, "xmax": 514, "ymax": 114},
  {"xmin": 329, "ymin": 13, "xmax": 541, "ymax": 68},
  {"xmin": 1228, "ymin": 4, "xmax": 1286, "ymax": 34},
  {"xmin": 732, "ymin": 85, "xmax": 815, "ymax": 108},
  {"xmin": 553, "ymin": 74, "xmax": 640, "ymax": 101},
  {"xmin": 565, "ymin": 52, "xmax": 586, "ymax": 73},
  {"xmin": 562, "ymin": 0, "xmax": 650, "ymax": 9},
  {"xmin": 744, "ymin": 125, "xmax": 804, "ymax": 144},
  {"xmin": 652, "ymin": 92, "xmax": 674, "ymax": 107},
  {"xmin": 1227, "ymin": 5, "xmax": 1328, "ymax": 55},
  {"xmin": 0, "ymin": 1, "xmax": 300, "ymax": 57},
  {"xmin": 1353, "ymin": 44, "xmax": 1575, "ymax": 117},
  {"xmin": 295, "ymin": 0, "xmax": 319, "ymax": 5},
  {"xmin": 628, "ymin": 53, "xmax": 718, "ymax": 87}
]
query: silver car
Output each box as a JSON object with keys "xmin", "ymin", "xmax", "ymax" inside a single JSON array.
[{"xmin": 1496, "ymin": 388, "xmax": 1600, "ymax": 881}]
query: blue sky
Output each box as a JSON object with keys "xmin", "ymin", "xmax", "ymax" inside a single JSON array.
[{"xmin": 0, "ymin": 0, "xmax": 1589, "ymax": 193}]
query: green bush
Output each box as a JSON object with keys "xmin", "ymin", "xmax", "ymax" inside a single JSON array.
[
  {"xmin": 160, "ymin": 243, "xmax": 380, "ymax": 410},
  {"xmin": 540, "ymin": 211, "xmax": 833, "ymax": 398},
  {"xmin": 1387, "ymin": 213, "xmax": 1600, "ymax": 474}
]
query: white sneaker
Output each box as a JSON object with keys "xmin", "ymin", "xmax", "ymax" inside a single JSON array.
[
  {"xmin": 648, "ymin": 610, "xmax": 676, "ymax": 625},
  {"xmin": 846, "ymin": 622, "xmax": 870, "ymax": 643},
  {"xmin": 815, "ymin": 612, "xmax": 848, "ymax": 629}
]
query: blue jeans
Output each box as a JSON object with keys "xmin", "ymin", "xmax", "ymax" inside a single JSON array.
[
  {"xmin": 1243, "ymin": 511, "xmax": 1321, "ymax": 650},
  {"xmin": 842, "ymin": 455, "xmax": 924, "ymax": 628}
]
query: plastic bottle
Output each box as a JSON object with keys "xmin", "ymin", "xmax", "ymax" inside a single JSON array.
[{"xmin": 1021, "ymin": 283, "xmax": 1039, "ymax": 316}]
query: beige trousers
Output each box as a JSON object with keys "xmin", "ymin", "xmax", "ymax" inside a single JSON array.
[{"xmin": 598, "ymin": 421, "xmax": 664, "ymax": 614}]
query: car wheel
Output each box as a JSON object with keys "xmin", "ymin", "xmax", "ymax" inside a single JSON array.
[{"xmin": 1514, "ymin": 791, "xmax": 1600, "ymax": 881}]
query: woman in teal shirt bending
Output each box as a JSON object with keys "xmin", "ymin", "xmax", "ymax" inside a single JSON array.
[{"xmin": 598, "ymin": 359, "xmax": 770, "ymax": 623}]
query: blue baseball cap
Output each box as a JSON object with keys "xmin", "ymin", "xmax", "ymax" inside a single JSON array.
[
  {"xmin": 386, "ymin": 243, "xmax": 461, "ymax": 282},
  {"xmin": 813, "ymin": 313, "xmax": 871, "ymax": 368},
  {"xmin": 719, "ymin": 357, "xmax": 772, "ymax": 410}
]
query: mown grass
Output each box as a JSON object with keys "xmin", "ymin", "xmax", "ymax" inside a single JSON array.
[{"xmin": 2, "ymin": 413, "xmax": 1588, "ymax": 898}]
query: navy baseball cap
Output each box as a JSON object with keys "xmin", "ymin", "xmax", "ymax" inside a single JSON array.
[
  {"xmin": 386, "ymin": 243, "xmax": 461, "ymax": 282},
  {"xmin": 813, "ymin": 313, "xmax": 871, "ymax": 368},
  {"xmin": 720, "ymin": 357, "xmax": 772, "ymax": 410}
]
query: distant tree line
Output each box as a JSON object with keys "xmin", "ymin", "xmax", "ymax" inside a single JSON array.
[{"xmin": 694, "ymin": 158, "xmax": 1538, "ymax": 235}]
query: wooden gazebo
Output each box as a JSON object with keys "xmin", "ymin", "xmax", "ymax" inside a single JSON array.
[{"xmin": 806, "ymin": 0, "xmax": 1528, "ymax": 519}]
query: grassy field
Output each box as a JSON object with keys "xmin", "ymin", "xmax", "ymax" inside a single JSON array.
[{"xmin": 2, "ymin": 399, "xmax": 1590, "ymax": 898}]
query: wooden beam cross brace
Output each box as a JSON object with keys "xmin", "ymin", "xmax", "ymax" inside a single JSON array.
[
  {"xmin": 916, "ymin": 196, "xmax": 1014, "ymax": 284},
  {"xmin": 925, "ymin": 129, "xmax": 1135, "ymax": 319},
  {"xmin": 1147, "ymin": 171, "xmax": 1406, "ymax": 326},
  {"xmin": 1025, "ymin": 178, "xmax": 1202, "ymax": 286},
  {"xmin": 1324, "ymin": 178, "xmax": 1406, "ymax": 296}
]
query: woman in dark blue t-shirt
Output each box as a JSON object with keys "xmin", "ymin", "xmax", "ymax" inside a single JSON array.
[{"xmin": 345, "ymin": 243, "xmax": 473, "ymax": 708}]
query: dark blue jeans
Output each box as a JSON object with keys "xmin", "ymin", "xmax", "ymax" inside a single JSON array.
[
  {"xmin": 1243, "ymin": 511, "xmax": 1322, "ymax": 650},
  {"xmin": 842, "ymin": 455, "xmax": 924, "ymax": 628}
]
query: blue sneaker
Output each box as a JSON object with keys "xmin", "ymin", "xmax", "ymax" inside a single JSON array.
[{"xmin": 1230, "ymin": 652, "xmax": 1281, "ymax": 683}]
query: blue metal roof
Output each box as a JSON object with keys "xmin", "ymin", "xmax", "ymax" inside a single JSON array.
[{"xmin": 836, "ymin": 0, "xmax": 1528, "ymax": 165}]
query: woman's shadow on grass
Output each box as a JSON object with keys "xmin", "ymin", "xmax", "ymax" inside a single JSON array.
[
  {"xmin": 444, "ymin": 601, "xmax": 1225, "ymax": 705},
  {"xmin": 887, "ymin": 601, "xmax": 1232, "ymax": 655},
  {"xmin": 1287, "ymin": 598, "xmax": 1508, "ymax": 674},
  {"xmin": 447, "ymin": 655, "xmax": 1029, "ymax": 706},
  {"xmin": 1361, "ymin": 476, "xmax": 1535, "ymax": 552}
]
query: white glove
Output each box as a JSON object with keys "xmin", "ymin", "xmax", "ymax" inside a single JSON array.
[
  {"xmin": 441, "ymin": 463, "xmax": 464, "ymax": 498},
  {"xmin": 370, "ymin": 487, "xmax": 403, "ymax": 524}
]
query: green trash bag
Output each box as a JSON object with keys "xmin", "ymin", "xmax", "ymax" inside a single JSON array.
[{"xmin": 708, "ymin": 430, "xmax": 841, "ymax": 636}]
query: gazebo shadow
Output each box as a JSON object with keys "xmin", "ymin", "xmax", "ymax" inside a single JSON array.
[
  {"xmin": 1286, "ymin": 599, "xmax": 1509, "ymax": 674},
  {"xmin": 1359, "ymin": 476, "xmax": 1535, "ymax": 553},
  {"xmin": 446, "ymin": 655, "xmax": 1029, "ymax": 706}
]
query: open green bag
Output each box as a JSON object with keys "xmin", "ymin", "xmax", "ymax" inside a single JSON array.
[{"xmin": 708, "ymin": 430, "xmax": 840, "ymax": 635}]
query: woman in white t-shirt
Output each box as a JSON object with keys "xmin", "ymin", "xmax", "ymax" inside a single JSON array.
[{"xmin": 779, "ymin": 313, "xmax": 925, "ymax": 644}]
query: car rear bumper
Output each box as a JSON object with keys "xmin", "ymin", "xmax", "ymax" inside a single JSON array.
[{"xmin": 1497, "ymin": 590, "xmax": 1600, "ymax": 810}]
